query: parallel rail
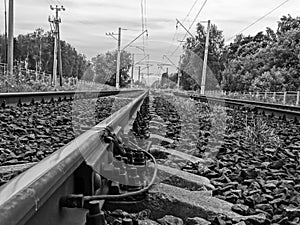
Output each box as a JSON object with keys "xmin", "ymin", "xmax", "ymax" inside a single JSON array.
[
  {"xmin": 174, "ymin": 92, "xmax": 300, "ymax": 121},
  {"xmin": 0, "ymin": 89, "xmax": 143, "ymax": 106},
  {"xmin": 0, "ymin": 90, "xmax": 148, "ymax": 225}
]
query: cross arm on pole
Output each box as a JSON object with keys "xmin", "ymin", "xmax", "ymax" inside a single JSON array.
[
  {"xmin": 163, "ymin": 55, "xmax": 180, "ymax": 70},
  {"xmin": 128, "ymin": 45, "xmax": 145, "ymax": 53},
  {"xmin": 139, "ymin": 64, "xmax": 153, "ymax": 72},
  {"xmin": 176, "ymin": 18, "xmax": 195, "ymax": 39},
  {"xmin": 134, "ymin": 54, "xmax": 150, "ymax": 65},
  {"xmin": 107, "ymin": 33, "xmax": 118, "ymax": 41},
  {"xmin": 122, "ymin": 30, "xmax": 148, "ymax": 51},
  {"xmin": 105, "ymin": 32, "xmax": 118, "ymax": 41}
]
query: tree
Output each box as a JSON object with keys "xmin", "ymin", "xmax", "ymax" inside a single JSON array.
[
  {"xmin": 277, "ymin": 14, "xmax": 300, "ymax": 35},
  {"xmin": 222, "ymin": 15, "xmax": 300, "ymax": 92},
  {"xmin": 160, "ymin": 72, "xmax": 169, "ymax": 87},
  {"xmin": 81, "ymin": 62, "xmax": 95, "ymax": 81},
  {"xmin": 92, "ymin": 50, "xmax": 132, "ymax": 88},
  {"xmin": 180, "ymin": 22, "xmax": 225, "ymax": 90},
  {"xmin": 0, "ymin": 28, "xmax": 88, "ymax": 79}
]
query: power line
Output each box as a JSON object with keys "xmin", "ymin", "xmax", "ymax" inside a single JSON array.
[
  {"xmin": 184, "ymin": 0, "xmax": 200, "ymax": 22},
  {"xmin": 54, "ymin": 0, "xmax": 63, "ymax": 5},
  {"xmin": 173, "ymin": 0, "xmax": 200, "ymax": 40},
  {"xmin": 144, "ymin": 0, "xmax": 149, "ymax": 54},
  {"xmin": 188, "ymin": 0, "xmax": 208, "ymax": 31},
  {"xmin": 47, "ymin": 0, "xmax": 56, "ymax": 5},
  {"xmin": 170, "ymin": 0, "xmax": 208, "ymax": 57},
  {"xmin": 140, "ymin": 0, "xmax": 145, "ymax": 50},
  {"xmin": 166, "ymin": 0, "xmax": 200, "ymax": 55},
  {"xmin": 48, "ymin": 4, "xmax": 65, "ymax": 87},
  {"xmin": 144, "ymin": 0, "xmax": 148, "ymax": 35},
  {"xmin": 45, "ymin": 0, "xmax": 57, "ymax": 7},
  {"xmin": 226, "ymin": 0, "xmax": 290, "ymax": 42},
  {"xmin": 139, "ymin": 0, "xmax": 149, "ymax": 60}
]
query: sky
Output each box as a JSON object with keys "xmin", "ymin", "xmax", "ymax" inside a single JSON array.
[{"xmin": 0, "ymin": 0, "xmax": 299, "ymax": 84}]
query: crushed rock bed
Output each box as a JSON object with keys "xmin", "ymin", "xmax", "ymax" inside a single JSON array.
[
  {"xmin": 0, "ymin": 95, "xmax": 134, "ymax": 185},
  {"xmin": 122, "ymin": 93, "xmax": 300, "ymax": 225}
]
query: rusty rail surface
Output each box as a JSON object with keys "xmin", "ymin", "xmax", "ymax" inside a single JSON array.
[{"xmin": 0, "ymin": 90, "xmax": 149, "ymax": 225}]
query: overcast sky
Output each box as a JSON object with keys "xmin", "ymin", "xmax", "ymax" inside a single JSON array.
[{"xmin": 0, "ymin": 0, "xmax": 299, "ymax": 82}]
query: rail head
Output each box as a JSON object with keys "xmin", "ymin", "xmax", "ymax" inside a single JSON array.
[{"xmin": 0, "ymin": 90, "xmax": 148, "ymax": 225}]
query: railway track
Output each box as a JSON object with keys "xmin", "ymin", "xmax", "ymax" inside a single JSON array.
[
  {"xmin": 1, "ymin": 90, "xmax": 300, "ymax": 225},
  {"xmin": 174, "ymin": 91, "xmax": 300, "ymax": 122},
  {"xmin": 0, "ymin": 89, "xmax": 149, "ymax": 225},
  {"xmin": 0, "ymin": 89, "xmax": 144, "ymax": 183}
]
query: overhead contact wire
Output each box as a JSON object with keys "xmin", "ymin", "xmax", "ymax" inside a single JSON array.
[
  {"xmin": 226, "ymin": 0, "xmax": 290, "ymax": 42},
  {"xmin": 166, "ymin": 0, "xmax": 200, "ymax": 56},
  {"xmin": 170, "ymin": 0, "xmax": 208, "ymax": 57},
  {"xmin": 141, "ymin": 0, "xmax": 145, "ymax": 52}
]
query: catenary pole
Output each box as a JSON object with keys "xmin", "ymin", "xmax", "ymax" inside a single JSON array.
[
  {"xmin": 49, "ymin": 5, "xmax": 65, "ymax": 87},
  {"xmin": 138, "ymin": 66, "xmax": 141, "ymax": 83},
  {"xmin": 116, "ymin": 27, "xmax": 121, "ymax": 89},
  {"xmin": 7, "ymin": 0, "xmax": 13, "ymax": 75},
  {"xmin": 58, "ymin": 24, "xmax": 63, "ymax": 86},
  {"xmin": 4, "ymin": 0, "xmax": 7, "ymax": 66},
  {"xmin": 177, "ymin": 55, "xmax": 182, "ymax": 89},
  {"xmin": 200, "ymin": 20, "xmax": 210, "ymax": 95},
  {"xmin": 106, "ymin": 28, "xmax": 147, "ymax": 89},
  {"xmin": 131, "ymin": 53, "xmax": 134, "ymax": 88}
]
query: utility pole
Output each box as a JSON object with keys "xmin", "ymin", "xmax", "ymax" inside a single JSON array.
[
  {"xmin": 4, "ymin": 0, "xmax": 7, "ymax": 66},
  {"xmin": 131, "ymin": 53, "xmax": 134, "ymax": 88},
  {"xmin": 49, "ymin": 5, "xmax": 65, "ymax": 87},
  {"xmin": 106, "ymin": 28, "xmax": 147, "ymax": 89},
  {"xmin": 147, "ymin": 55, "xmax": 150, "ymax": 87},
  {"xmin": 58, "ymin": 24, "xmax": 63, "ymax": 86},
  {"xmin": 138, "ymin": 66, "xmax": 141, "ymax": 83},
  {"xmin": 201, "ymin": 20, "xmax": 210, "ymax": 95},
  {"xmin": 105, "ymin": 30, "xmax": 119, "ymax": 87},
  {"xmin": 7, "ymin": 0, "xmax": 13, "ymax": 75},
  {"xmin": 176, "ymin": 18, "xmax": 211, "ymax": 93},
  {"xmin": 38, "ymin": 32, "xmax": 42, "ymax": 73},
  {"xmin": 176, "ymin": 19, "xmax": 195, "ymax": 39},
  {"xmin": 116, "ymin": 27, "xmax": 121, "ymax": 89},
  {"xmin": 177, "ymin": 55, "xmax": 182, "ymax": 89},
  {"xmin": 163, "ymin": 55, "xmax": 182, "ymax": 89}
]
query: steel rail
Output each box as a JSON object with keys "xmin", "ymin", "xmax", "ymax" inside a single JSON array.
[
  {"xmin": 174, "ymin": 92, "xmax": 300, "ymax": 121},
  {"xmin": 0, "ymin": 90, "xmax": 149, "ymax": 225},
  {"xmin": 0, "ymin": 89, "xmax": 144, "ymax": 106}
]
